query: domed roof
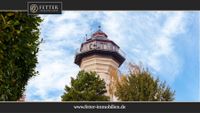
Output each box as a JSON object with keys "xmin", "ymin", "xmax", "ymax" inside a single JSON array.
[
  {"xmin": 91, "ymin": 26, "xmax": 108, "ymax": 39},
  {"xmin": 92, "ymin": 29, "xmax": 108, "ymax": 38}
]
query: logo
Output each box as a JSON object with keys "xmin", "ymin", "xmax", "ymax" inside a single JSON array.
[
  {"xmin": 29, "ymin": 4, "xmax": 38, "ymax": 13},
  {"xmin": 28, "ymin": 2, "xmax": 62, "ymax": 14}
]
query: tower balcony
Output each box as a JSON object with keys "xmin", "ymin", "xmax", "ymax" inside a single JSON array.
[
  {"xmin": 75, "ymin": 47, "xmax": 126, "ymax": 58},
  {"xmin": 74, "ymin": 47, "xmax": 126, "ymax": 67}
]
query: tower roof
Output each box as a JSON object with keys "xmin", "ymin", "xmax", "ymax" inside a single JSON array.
[
  {"xmin": 92, "ymin": 30, "xmax": 108, "ymax": 38},
  {"xmin": 75, "ymin": 26, "xmax": 125, "ymax": 67},
  {"xmin": 91, "ymin": 26, "xmax": 108, "ymax": 39}
]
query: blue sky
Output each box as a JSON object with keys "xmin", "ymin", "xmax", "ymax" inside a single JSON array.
[{"xmin": 25, "ymin": 11, "xmax": 199, "ymax": 101}]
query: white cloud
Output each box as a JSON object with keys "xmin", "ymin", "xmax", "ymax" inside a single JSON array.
[
  {"xmin": 26, "ymin": 11, "xmax": 188, "ymax": 101},
  {"xmin": 101, "ymin": 12, "xmax": 185, "ymax": 83}
]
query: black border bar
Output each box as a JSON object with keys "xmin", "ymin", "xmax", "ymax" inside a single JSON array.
[
  {"xmin": 0, "ymin": 102, "xmax": 200, "ymax": 113},
  {"xmin": 0, "ymin": 0, "xmax": 200, "ymax": 10}
]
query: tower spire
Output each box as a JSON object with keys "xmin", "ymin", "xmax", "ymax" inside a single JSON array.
[
  {"xmin": 98, "ymin": 25, "xmax": 101, "ymax": 30},
  {"xmin": 98, "ymin": 25, "xmax": 102, "ymax": 32}
]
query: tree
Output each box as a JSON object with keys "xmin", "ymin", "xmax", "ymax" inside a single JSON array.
[
  {"xmin": 0, "ymin": 12, "xmax": 42, "ymax": 101},
  {"xmin": 115, "ymin": 63, "xmax": 175, "ymax": 101},
  {"xmin": 61, "ymin": 70, "xmax": 110, "ymax": 101}
]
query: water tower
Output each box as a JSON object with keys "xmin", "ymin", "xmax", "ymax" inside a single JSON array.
[{"xmin": 74, "ymin": 27, "xmax": 125, "ymax": 100}]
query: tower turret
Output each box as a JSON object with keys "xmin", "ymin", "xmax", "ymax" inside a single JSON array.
[{"xmin": 74, "ymin": 27, "xmax": 125, "ymax": 101}]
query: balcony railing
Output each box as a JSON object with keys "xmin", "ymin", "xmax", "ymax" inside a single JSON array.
[{"xmin": 75, "ymin": 47, "xmax": 126, "ymax": 58}]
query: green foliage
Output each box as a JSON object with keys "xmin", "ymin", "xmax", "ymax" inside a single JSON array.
[
  {"xmin": 0, "ymin": 12, "xmax": 42, "ymax": 100},
  {"xmin": 61, "ymin": 70, "xmax": 110, "ymax": 101},
  {"xmin": 115, "ymin": 64, "xmax": 175, "ymax": 101}
]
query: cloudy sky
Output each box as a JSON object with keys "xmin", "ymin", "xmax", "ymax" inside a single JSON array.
[{"xmin": 25, "ymin": 11, "xmax": 199, "ymax": 102}]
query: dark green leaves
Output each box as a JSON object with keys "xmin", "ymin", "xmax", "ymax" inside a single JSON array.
[
  {"xmin": 0, "ymin": 12, "xmax": 42, "ymax": 101},
  {"xmin": 61, "ymin": 70, "xmax": 110, "ymax": 101}
]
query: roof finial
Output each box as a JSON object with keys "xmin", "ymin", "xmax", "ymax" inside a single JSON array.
[{"xmin": 98, "ymin": 25, "xmax": 101, "ymax": 31}]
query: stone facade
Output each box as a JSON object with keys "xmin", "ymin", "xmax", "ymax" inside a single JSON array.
[{"xmin": 80, "ymin": 55, "xmax": 119, "ymax": 98}]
